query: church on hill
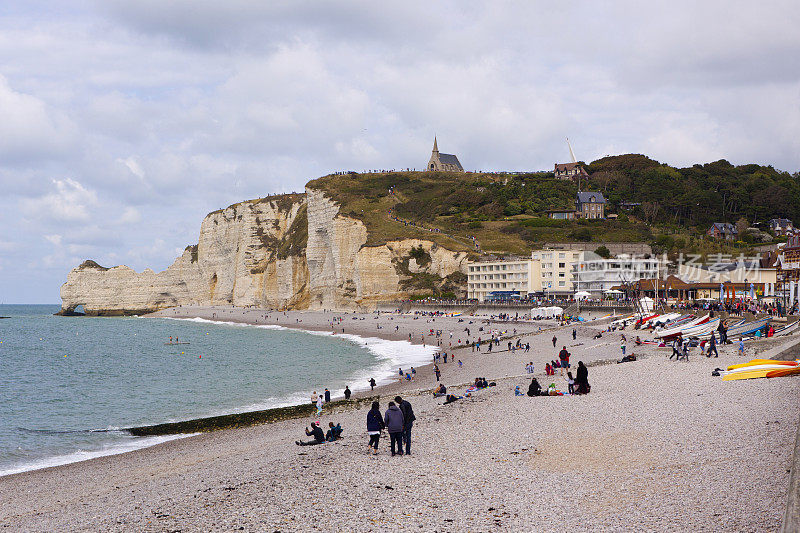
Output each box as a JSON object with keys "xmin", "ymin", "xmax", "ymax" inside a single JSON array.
[{"xmin": 426, "ymin": 137, "xmax": 464, "ymax": 172}]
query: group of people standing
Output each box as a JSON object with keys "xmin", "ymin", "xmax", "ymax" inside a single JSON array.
[
  {"xmin": 366, "ymin": 396, "xmax": 416, "ymax": 456},
  {"xmin": 310, "ymin": 386, "xmax": 353, "ymax": 415}
]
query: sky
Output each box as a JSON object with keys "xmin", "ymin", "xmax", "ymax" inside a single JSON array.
[{"xmin": 1, "ymin": 1, "xmax": 799, "ymax": 303}]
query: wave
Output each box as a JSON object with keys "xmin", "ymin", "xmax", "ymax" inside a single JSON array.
[{"xmin": 0, "ymin": 433, "xmax": 196, "ymax": 478}]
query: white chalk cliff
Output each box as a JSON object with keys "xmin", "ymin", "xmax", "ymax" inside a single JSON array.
[{"xmin": 59, "ymin": 188, "xmax": 469, "ymax": 315}]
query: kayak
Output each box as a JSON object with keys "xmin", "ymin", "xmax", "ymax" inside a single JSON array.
[
  {"xmin": 727, "ymin": 359, "xmax": 798, "ymax": 370},
  {"xmin": 722, "ymin": 360, "xmax": 800, "ymax": 381},
  {"xmin": 766, "ymin": 367, "xmax": 800, "ymax": 378}
]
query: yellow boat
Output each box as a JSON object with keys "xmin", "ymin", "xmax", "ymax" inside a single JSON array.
[
  {"xmin": 766, "ymin": 367, "xmax": 800, "ymax": 378},
  {"xmin": 726, "ymin": 359, "xmax": 798, "ymax": 371},
  {"xmin": 722, "ymin": 362, "xmax": 800, "ymax": 381}
]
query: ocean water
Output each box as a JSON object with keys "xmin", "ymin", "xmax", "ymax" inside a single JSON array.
[{"xmin": 0, "ymin": 305, "xmax": 434, "ymax": 476}]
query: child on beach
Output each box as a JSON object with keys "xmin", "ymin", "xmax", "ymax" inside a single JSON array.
[
  {"xmin": 566, "ymin": 372, "xmax": 575, "ymax": 394},
  {"xmin": 739, "ymin": 337, "xmax": 745, "ymax": 355},
  {"xmin": 316, "ymin": 395, "xmax": 324, "ymax": 416}
]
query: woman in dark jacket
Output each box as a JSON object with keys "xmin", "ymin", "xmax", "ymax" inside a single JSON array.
[
  {"xmin": 527, "ymin": 377, "xmax": 542, "ymax": 397},
  {"xmin": 366, "ymin": 401, "xmax": 384, "ymax": 454},
  {"xmin": 575, "ymin": 361, "xmax": 590, "ymax": 394}
]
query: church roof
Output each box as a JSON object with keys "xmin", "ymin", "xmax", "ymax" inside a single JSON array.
[{"xmin": 438, "ymin": 153, "xmax": 463, "ymax": 170}]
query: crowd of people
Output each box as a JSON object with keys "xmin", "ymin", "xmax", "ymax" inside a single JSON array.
[{"xmin": 366, "ymin": 397, "xmax": 416, "ymax": 456}]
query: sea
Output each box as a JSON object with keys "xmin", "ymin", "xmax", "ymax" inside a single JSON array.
[{"xmin": 0, "ymin": 304, "xmax": 435, "ymax": 477}]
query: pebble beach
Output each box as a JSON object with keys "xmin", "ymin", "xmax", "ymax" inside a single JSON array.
[{"xmin": 1, "ymin": 306, "xmax": 798, "ymax": 532}]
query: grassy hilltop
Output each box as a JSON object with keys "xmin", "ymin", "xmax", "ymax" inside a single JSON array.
[{"xmin": 307, "ymin": 155, "xmax": 800, "ymax": 259}]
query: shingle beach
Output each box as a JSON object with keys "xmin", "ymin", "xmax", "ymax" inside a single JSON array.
[{"xmin": 1, "ymin": 306, "xmax": 797, "ymax": 532}]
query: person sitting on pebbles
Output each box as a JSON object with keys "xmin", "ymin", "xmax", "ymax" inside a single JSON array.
[
  {"xmin": 325, "ymin": 422, "xmax": 343, "ymax": 442},
  {"xmin": 433, "ymin": 383, "xmax": 447, "ymax": 397},
  {"xmin": 527, "ymin": 377, "xmax": 542, "ymax": 397},
  {"xmin": 296, "ymin": 422, "xmax": 325, "ymax": 446}
]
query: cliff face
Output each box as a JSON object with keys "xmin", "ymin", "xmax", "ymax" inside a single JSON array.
[{"xmin": 59, "ymin": 188, "xmax": 468, "ymax": 315}]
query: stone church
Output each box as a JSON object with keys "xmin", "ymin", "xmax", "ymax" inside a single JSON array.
[{"xmin": 426, "ymin": 137, "xmax": 464, "ymax": 172}]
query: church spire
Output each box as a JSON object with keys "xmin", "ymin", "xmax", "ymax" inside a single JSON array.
[{"xmin": 432, "ymin": 136, "xmax": 439, "ymax": 153}]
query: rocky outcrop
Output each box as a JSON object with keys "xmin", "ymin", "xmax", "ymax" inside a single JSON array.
[{"xmin": 59, "ymin": 189, "xmax": 468, "ymax": 315}]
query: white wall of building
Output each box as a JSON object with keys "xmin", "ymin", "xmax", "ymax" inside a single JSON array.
[{"xmin": 573, "ymin": 255, "xmax": 665, "ymax": 296}]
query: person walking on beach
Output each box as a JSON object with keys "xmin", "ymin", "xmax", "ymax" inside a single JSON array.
[
  {"xmin": 738, "ymin": 337, "xmax": 745, "ymax": 355},
  {"xmin": 572, "ymin": 328, "xmax": 576, "ymax": 340},
  {"xmin": 366, "ymin": 401, "xmax": 384, "ymax": 455},
  {"xmin": 324, "ymin": 388, "xmax": 331, "ymax": 403},
  {"xmin": 384, "ymin": 401, "xmax": 405, "ymax": 456},
  {"xmin": 316, "ymin": 395, "xmax": 324, "ymax": 416},
  {"xmin": 311, "ymin": 391, "xmax": 318, "ymax": 406},
  {"xmin": 369, "ymin": 378, "xmax": 376, "ymax": 391},
  {"xmin": 706, "ymin": 333, "xmax": 718, "ymax": 358},
  {"xmin": 558, "ymin": 346, "xmax": 570, "ymax": 376},
  {"xmin": 434, "ymin": 364, "xmax": 441, "ymax": 381},
  {"xmin": 344, "ymin": 386, "xmax": 351, "ymax": 399},
  {"xmin": 395, "ymin": 395, "xmax": 416, "ymax": 455},
  {"xmin": 620, "ymin": 337, "xmax": 626, "ymax": 356},
  {"xmin": 552, "ymin": 335, "xmax": 557, "ymax": 348}
]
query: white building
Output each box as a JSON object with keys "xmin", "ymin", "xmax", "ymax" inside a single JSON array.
[
  {"xmin": 530, "ymin": 249, "xmax": 584, "ymax": 295},
  {"xmin": 466, "ymin": 249, "xmax": 586, "ymax": 301},
  {"xmin": 573, "ymin": 254, "xmax": 665, "ymax": 297},
  {"xmin": 466, "ymin": 258, "xmax": 532, "ymax": 301}
]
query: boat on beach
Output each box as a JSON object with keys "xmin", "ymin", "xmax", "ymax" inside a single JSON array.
[
  {"xmin": 724, "ymin": 316, "xmax": 771, "ymax": 338},
  {"xmin": 654, "ymin": 314, "xmax": 709, "ymax": 340}
]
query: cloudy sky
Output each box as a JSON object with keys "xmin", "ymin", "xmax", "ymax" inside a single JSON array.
[{"xmin": 1, "ymin": 1, "xmax": 799, "ymax": 303}]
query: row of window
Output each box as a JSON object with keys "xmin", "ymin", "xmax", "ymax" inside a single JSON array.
[
  {"xmin": 471, "ymin": 280, "xmax": 567, "ymax": 291},
  {"xmin": 468, "ymin": 263, "xmax": 528, "ymax": 272},
  {"xmin": 468, "ymin": 273, "xmax": 528, "ymax": 281}
]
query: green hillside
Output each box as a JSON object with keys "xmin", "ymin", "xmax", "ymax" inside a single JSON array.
[{"xmin": 307, "ymin": 155, "xmax": 799, "ymax": 258}]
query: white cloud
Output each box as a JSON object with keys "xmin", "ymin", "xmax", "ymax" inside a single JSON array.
[
  {"xmin": 1, "ymin": 0, "xmax": 800, "ymax": 303},
  {"xmin": 116, "ymin": 157, "xmax": 145, "ymax": 179},
  {"xmin": 22, "ymin": 178, "xmax": 99, "ymax": 223},
  {"xmin": 0, "ymin": 75, "xmax": 77, "ymax": 164},
  {"xmin": 118, "ymin": 207, "xmax": 141, "ymax": 224}
]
